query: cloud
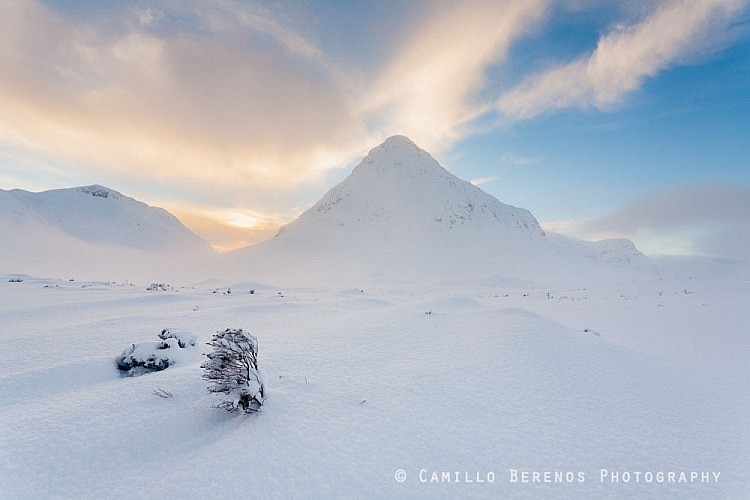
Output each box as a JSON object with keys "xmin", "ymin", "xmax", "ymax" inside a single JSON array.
[
  {"xmin": 0, "ymin": 0, "xmax": 368, "ymax": 198},
  {"xmin": 574, "ymin": 183, "xmax": 750, "ymax": 260},
  {"xmin": 133, "ymin": 6, "xmax": 162, "ymax": 27},
  {"xmin": 540, "ymin": 219, "xmax": 584, "ymax": 236},
  {"xmin": 497, "ymin": 0, "xmax": 745, "ymax": 120},
  {"xmin": 168, "ymin": 205, "xmax": 294, "ymax": 252},
  {"xmin": 0, "ymin": 0, "xmax": 549, "ymax": 201},
  {"xmin": 500, "ymin": 152, "xmax": 539, "ymax": 166},
  {"xmin": 581, "ymin": 184, "xmax": 750, "ymax": 234},
  {"xmin": 359, "ymin": 0, "xmax": 548, "ymax": 152},
  {"xmin": 470, "ymin": 176, "xmax": 500, "ymax": 187}
]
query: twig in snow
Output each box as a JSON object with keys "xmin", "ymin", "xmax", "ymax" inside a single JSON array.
[{"xmin": 153, "ymin": 387, "xmax": 173, "ymax": 398}]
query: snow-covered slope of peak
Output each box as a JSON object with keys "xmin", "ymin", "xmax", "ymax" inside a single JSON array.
[
  {"xmin": 0, "ymin": 189, "xmax": 42, "ymax": 226},
  {"xmin": 7, "ymin": 184, "xmax": 211, "ymax": 254},
  {"xmin": 282, "ymin": 135, "xmax": 545, "ymax": 241}
]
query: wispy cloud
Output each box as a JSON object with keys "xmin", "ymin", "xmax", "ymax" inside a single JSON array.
[
  {"xmin": 500, "ymin": 152, "xmax": 539, "ymax": 166},
  {"xmin": 567, "ymin": 183, "xmax": 750, "ymax": 260},
  {"xmin": 470, "ymin": 176, "xmax": 500, "ymax": 187},
  {"xmin": 133, "ymin": 6, "xmax": 163, "ymax": 27},
  {"xmin": 359, "ymin": 0, "xmax": 548, "ymax": 152},
  {"xmin": 0, "ymin": 0, "xmax": 368, "ymax": 196},
  {"xmin": 470, "ymin": 152, "xmax": 538, "ymax": 187},
  {"xmin": 497, "ymin": 0, "xmax": 745, "ymax": 120},
  {"xmin": 0, "ymin": 0, "xmax": 549, "ymax": 198}
]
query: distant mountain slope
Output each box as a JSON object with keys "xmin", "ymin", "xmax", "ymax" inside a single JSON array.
[
  {"xmin": 6, "ymin": 185, "xmax": 211, "ymax": 253},
  {"xmin": 547, "ymin": 233, "xmax": 649, "ymax": 267},
  {"xmin": 0, "ymin": 188, "xmax": 45, "ymax": 227},
  {"xmin": 1, "ymin": 184, "xmax": 213, "ymax": 281},
  {"xmin": 227, "ymin": 136, "xmax": 647, "ymax": 285}
]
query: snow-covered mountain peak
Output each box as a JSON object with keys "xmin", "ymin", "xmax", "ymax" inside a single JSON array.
[
  {"xmin": 224, "ymin": 136, "xmax": 558, "ymax": 283},
  {"xmin": 371, "ymin": 134, "xmax": 424, "ymax": 160},
  {"xmin": 226, "ymin": 136, "xmax": 652, "ymax": 285},
  {"xmin": 287, "ymin": 135, "xmax": 545, "ymax": 241},
  {"xmin": 351, "ymin": 134, "xmax": 447, "ymax": 182}
]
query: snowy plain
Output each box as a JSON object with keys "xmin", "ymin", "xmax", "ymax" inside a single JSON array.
[{"xmin": 1, "ymin": 266, "xmax": 747, "ymax": 499}]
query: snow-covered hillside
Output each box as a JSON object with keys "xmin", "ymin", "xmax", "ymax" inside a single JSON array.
[
  {"xmin": 5, "ymin": 185, "xmax": 210, "ymax": 253},
  {"xmin": 227, "ymin": 136, "xmax": 646, "ymax": 286},
  {"xmin": 1, "ymin": 185, "xmax": 213, "ymax": 281}
]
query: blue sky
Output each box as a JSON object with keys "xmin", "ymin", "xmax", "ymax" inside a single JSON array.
[{"xmin": 1, "ymin": 0, "xmax": 748, "ymax": 258}]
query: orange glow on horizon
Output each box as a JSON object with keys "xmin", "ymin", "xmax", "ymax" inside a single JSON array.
[{"xmin": 167, "ymin": 205, "xmax": 287, "ymax": 253}]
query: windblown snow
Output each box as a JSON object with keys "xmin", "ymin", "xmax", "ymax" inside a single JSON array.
[{"xmin": 1, "ymin": 136, "xmax": 747, "ymax": 498}]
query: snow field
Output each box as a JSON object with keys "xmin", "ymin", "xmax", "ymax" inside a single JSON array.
[{"xmin": 1, "ymin": 275, "xmax": 747, "ymax": 498}]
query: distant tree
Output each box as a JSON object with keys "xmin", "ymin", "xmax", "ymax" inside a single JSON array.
[{"xmin": 201, "ymin": 328, "xmax": 266, "ymax": 413}]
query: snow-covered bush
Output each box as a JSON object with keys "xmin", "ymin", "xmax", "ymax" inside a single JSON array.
[
  {"xmin": 116, "ymin": 329, "xmax": 195, "ymax": 376},
  {"xmin": 158, "ymin": 328, "xmax": 196, "ymax": 348},
  {"xmin": 116, "ymin": 341, "xmax": 174, "ymax": 376},
  {"xmin": 202, "ymin": 328, "xmax": 266, "ymax": 413}
]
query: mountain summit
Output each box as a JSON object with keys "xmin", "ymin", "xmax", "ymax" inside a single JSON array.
[
  {"xmin": 279, "ymin": 135, "xmax": 545, "ymax": 243},
  {"xmin": 228, "ymin": 136, "xmax": 582, "ymax": 284}
]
